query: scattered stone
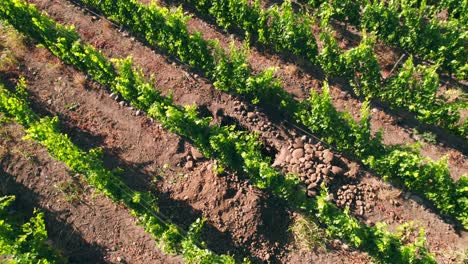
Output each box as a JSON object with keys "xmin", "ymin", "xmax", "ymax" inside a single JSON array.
[
  {"xmin": 346, "ymin": 162, "xmax": 359, "ymax": 177},
  {"xmin": 273, "ymin": 147, "xmax": 289, "ymax": 167},
  {"xmin": 190, "ymin": 146, "xmax": 204, "ymax": 160},
  {"xmin": 309, "ymin": 173, "xmax": 317, "ymax": 182},
  {"xmin": 135, "ymin": 110, "xmax": 141, "ymax": 116},
  {"xmin": 321, "ymin": 167, "xmax": 330, "ymax": 176},
  {"xmin": 292, "ymin": 148, "xmax": 305, "ymax": 159},
  {"xmin": 185, "ymin": 160, "xmax": 194, "ymax": 170},
  {"xmin": 291, "ymin": 165, "xmax": 299, "ymax": 173},
  {"xmin": 289, "ymin": 157, "xmax": 298, "ymax": 165},
  {"xmin": 247, "ymin": 112, "xmax": 256, "ymax": 119},
  {"xmin": 340, "ymin": 91, "xmax": 349, "ymax": 99},
  {"xmin": 307, "ymin": 183, "xmax": 317, "ymax": 190},
  {"xmin": 322, "ymin": 149, "xmax": 334, "ymax": 164},
  {"xmin": 292, "ymin": 138, "xmax": 304, "ymax": 148},
  {"xmin": 314, "ymin": 150, "xmax": 322, "ymax": 158},
  {"xmin": 304, "ymin": 143, "xmax": 314, "ymax": 154},
  {"xmin": 331, "ymin": 166, "xmax": 344, "ymax": 176}
]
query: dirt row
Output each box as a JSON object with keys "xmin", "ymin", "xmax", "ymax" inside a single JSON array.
[{"xmin": 2, "ymin": 0, "xmax": 466, "ymax": 262}]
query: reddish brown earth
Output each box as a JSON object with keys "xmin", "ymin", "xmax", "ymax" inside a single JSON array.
[
  {"xmin": 0, "ymin": 121, "xmax": 180, "ymax": 264},
  {"xmin": 0, "ymin": 0, "xmax": 466, "ymax": 263}
]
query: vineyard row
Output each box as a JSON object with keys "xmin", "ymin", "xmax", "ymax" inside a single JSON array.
[
  {"xmin": 183, "ymin": 0, "xmax": 466, "ymax": 136},
  {"xmin": 0, "ymin": 1, "xmax": 438, "ymax": 262},
  {"xmin": 0, "ymin": 81, "xmax": 237, "ymax": 263},
  {"xmin": 67, "ymin": 0, "xmax": 467, "ymax": 227}
]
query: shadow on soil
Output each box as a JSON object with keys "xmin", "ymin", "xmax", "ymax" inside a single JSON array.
[
  {"xmin": 0, "ymin": 169, "xmax": 108, "ymax": 264},
  {"xmin": 28, "ymin": 96, "xmax": 292, "ymax": 263}
]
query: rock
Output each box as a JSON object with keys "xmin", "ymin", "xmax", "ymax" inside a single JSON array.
[
  {"xmin": 247, "ymin": 112, "xmax": 256, "ymax": 119},
  {"xmin": 135, "ymin": 110, "xmax": 141, "ymax": 116},
  {"xmin": 331, "ymin": 166, "xmax": 344, "ymax": 176},
  {"xmin": 293, "ymin": 138, "xmax": 304, "ymax": 149},
  {"xmin": 289, "ymin": 157, "xmax": 299, "ymax": 165},
  {"xmin": 273, "ymin": 147, "xmax": 289, "ymax": 167},
  {"xmin": 314, "ymin": 150, "xmax": 322, "ymax": 159},
  {"xmin": 304, "ymin": 162, "xmax": 313, "ymax": 170},
  {"xmin": 340, "ymin": 91, "xmax": 349, "ymax": 99},
  {"xmin": 309, "ymin": 173, "xmax": 317, "ymax": 182},
  {"xmin": 307, "ymin": 183, "xmax": 317, "ymax": 190},
  {"xmin": 307, "ymin": 190, "xmax": 317, "ymax": 197},
  {"xmin": 315, "ymin": 167, "xmax": 322, "ymax": 174},
  {"xmin": 292, "ymin": 148, "xmax": 305, "ymax": 159},
  {"xmin": 359, "ymin": 207, "xmax": 365, "ymax": 215},
  {"xmin": 285, "ymin": 155, "xmax": 292, "ymax": 164},
  {"xmin": 321, "ymin": 167, "xmax": 330, "ymax": 176},
  {"xmin": 322, "ymin": 149, "xmax": 335, "ymax": 164},
  {"xmin": 316, "ymin": 174, "xmax": 323, "ymax": 183},
  {"xmin": 304, "ymin": 143, "xmax": 314, "ymax": 154},
  {"xmin": 291, "ymin": 165, "xmax": 300, "ymax": 173},
  {"xmin": 190, "ymin": 146, "xmax": 204, "ymax": 160},
  {"xmin": 186, "ymin": 155, "xmax": 193, "ymax": 161},
  {"xmin": 347, "ymin": 162, "xmax": 360, "ymax": 177},
  {"xmin": 185, "ymin": 160, "xmax": 194, "ymax": 170}
]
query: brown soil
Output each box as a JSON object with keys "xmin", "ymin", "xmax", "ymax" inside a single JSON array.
[
  {"xmin": 0, "ymin": 121, "xmax": 180, "ymax": 264},
  {"xmin": 0, "ymin": 0, "xmax": 466, "ymax": 263}
]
